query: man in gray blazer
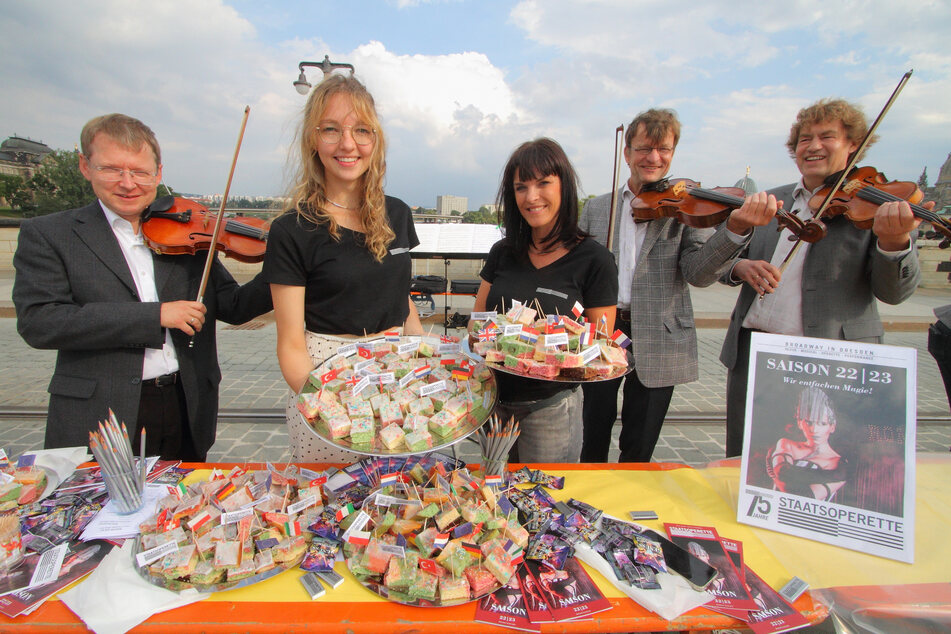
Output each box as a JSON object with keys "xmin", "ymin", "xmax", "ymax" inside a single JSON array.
[
  {"xmin": 13, "ymin": 114, "xmax": 271, "ymax": 460},
  {"xmin": 720, "ymin": 98, "xmax": 923, "ymax": 456},
  {"xmin": 580, "ymin": 108, "xmax": 777, "ymax": 462}
]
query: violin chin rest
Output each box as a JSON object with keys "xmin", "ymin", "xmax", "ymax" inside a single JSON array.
[{"xmin": 148, "ymin": 195, "xmax": 176, "ymax": 214}]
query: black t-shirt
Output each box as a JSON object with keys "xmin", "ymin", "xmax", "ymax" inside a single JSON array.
[
  {"xmin": 264, "ymin": 196, "xmax": 419, "ymax": 335},
  {"xmin": 480, "ymin": 236, "xmax": 619, "ymax": 401}
]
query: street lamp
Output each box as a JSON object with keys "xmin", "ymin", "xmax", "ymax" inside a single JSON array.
[{"xmin": 293, "ymin": 55, "xmax": 355, "ymax": 95}]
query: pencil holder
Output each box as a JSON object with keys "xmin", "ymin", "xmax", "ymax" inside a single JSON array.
[
  {"xmin": 481, "ymin": 457, "xmax": 508, "ymax": 479},
  {"xmin": 102, "ymin": 464, "xmax": 144, "ymax": 515}
]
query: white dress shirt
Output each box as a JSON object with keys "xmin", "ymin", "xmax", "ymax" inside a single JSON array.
[
  {"xmin": 741, "ymin": 180, "xmax": 910, "ymax": 335},
  {"xmin": 617, "ymin": 183, "xmax": 648, "ymax": 310},
  {"xmin": 101, "ymin": 202, "xmax": 179, "ymax": 380}
]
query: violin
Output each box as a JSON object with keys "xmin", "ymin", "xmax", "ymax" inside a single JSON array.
[
  {"xmin": 632, "ymin": 177, "xmax": 827, "ymax": 242},
  {"xmin": 807, "ymin": 166, "xmax": 951, "ymax": 247},
  {"xmin": 142, "ymin": 195, "xmax": 269, "ymax": 263}
]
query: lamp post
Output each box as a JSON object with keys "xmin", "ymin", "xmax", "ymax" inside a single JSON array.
[{"xmin": 293, "ymin": 55, "xmax": 355, "ymax": 95}]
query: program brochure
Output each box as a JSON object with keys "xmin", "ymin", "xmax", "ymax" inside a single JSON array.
[{"xmin": 737, "ymin": 333, "xmax": 916, "ymax": 563}]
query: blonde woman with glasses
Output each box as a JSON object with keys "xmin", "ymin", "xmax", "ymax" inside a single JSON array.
[{"xmin": 264, "ymin": 75, "xmax": 422, "ymax": 462}]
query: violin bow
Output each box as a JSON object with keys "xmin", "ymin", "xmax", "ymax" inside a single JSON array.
[
  {"xmin": 778, "ymin": 70, "xmax": 913, "ymax": 273},
  {"xmin": 190, "ymin": 105, "xmax": 251, "ymax": 346},
  {"xmin": 605, "ymin": 125, "xmax": 625, "ymax": 252}
]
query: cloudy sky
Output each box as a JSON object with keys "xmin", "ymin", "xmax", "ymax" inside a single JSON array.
[{"xmin": 3, "ymin": 0, "xmax": 949, "ymax": 208}]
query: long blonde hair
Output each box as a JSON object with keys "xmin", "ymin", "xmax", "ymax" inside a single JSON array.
[{"xmin": 286, "ymin": 75, "xmax": 393, "ymax": 261}]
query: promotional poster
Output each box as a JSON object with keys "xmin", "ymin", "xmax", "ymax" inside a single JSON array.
[{"xmin": 737, "ymin": 333, "xmax": 916, "ymax": 563}]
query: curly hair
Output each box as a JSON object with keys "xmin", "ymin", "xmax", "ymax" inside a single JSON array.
[
  {"xmin": 496, "ymin": 138, "xmax": 586, "ymax": 254},
  {"xmin": 285, "ymin": 74, "xmax": 393, "ymax": 261},
  {"xmin": 785, "ymin": 98, "xmax": 878, "ymax": 161}
]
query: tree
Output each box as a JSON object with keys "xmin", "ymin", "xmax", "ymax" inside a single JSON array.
[
  {"xmin": 13, "ymin": 150, "xmax": 95, "ymax": 216},
  {"xmin": 461, "ymin": 209, "xmax": 496, "ymax": 224},
  {"xmin": 0, "ymin": 174, "xmax": 23, "ymax": 208},
  {"xmin": 450, "ymin": 210, "xmax": 462, "ymax": 216},
  {"xmin": 918, "ymin": 167, "xmax": 929, "ymax": 189}
]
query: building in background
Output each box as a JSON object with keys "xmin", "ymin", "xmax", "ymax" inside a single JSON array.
[
  {"xmin": 436, "ymin": 194, "xmax": 468, "ymax": 216},
  {"xmin": 0, "ymin": 136, "xmax": 53, "ymax": 179},
  {"xmin": 733, "ymin": 166, "xmax": 758, "ymax": 196}
]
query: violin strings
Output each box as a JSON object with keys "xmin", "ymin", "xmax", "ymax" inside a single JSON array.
[
  {"xmin": 224, "ymin": 220, "xmax": 267, "ymax": 240},
  {"xmin": 687, "ymin": 186, "xmax": 745, "ymax": 207},
  {"xmin": 854, "ymin": 186, "xmax": 937, "ymax": 221}
]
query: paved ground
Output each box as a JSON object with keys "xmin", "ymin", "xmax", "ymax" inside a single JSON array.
[{"xmin": 1, "ymin": 272, "xmax": 948, "ymax": 466}]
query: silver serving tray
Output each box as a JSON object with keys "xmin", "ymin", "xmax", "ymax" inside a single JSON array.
[{"xmin": 461, "ymin": 336, "xmax": 633, "ymax": 384}]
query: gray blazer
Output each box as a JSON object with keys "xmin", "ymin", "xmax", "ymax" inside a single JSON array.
[
  {"xmin": 12, "ymin": 202, "xmax": 272, "ymax": 454},
  {"xmin": 719, "ymin": 183, "xmax": 921, "ymax": 369},
  {"xmin": 581, "ymin": 191, "xmax": 746, "ymax": 387}
]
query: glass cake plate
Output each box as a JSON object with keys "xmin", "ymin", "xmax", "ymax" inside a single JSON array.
[
  {"xmin": 300, "ymin": 336, "xmax": 498, "ymax": 457},
  {"xmin": 131, "ymin": 538, "xmax": 303, "ymax": 593},
  {"xmin": 344, "ymin": 484, "xmax": 516, "ymax": 607}
]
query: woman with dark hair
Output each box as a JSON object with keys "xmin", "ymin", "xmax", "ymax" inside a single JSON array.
[
  {"xmin": 264, "ymin": 74, "xmax": 422, "ymax": 462},
  {"xmin": 471, "ymin": 138, "xmax": 618, "ymax": 462},
  {"xmin": 766, "ymin": 386, "xmax": 847, "ymax": 501}
]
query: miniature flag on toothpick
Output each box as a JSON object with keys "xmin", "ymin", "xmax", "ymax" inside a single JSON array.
[
  {"xmin": 413, "ymin": 365, "xmax": 432, "ymax": 379},
  {"xmin": 484, "ymin": 474, "xmax": 503, "ymax": 487},
  {"xmin": 506, "ymin": 542, "xmax": 525, "ymax": 565},
  {"xmin": 380, "ymin": 472, "xmax": 399, "ymax": 486},
  {"xmin": 519, "ymin": 327, "xmax": 539, "ymax": 343},
  {"xmin": 477, "ymin": 329, "xmax": 497, "ymax": 342},
  {"xmin": 357, "ymin": 346, "xmax": 373, "ymax": 359},
  {"xmin": 215, "ymin": 481, "xmax": 237, "ymax": 501},
  {"xmin": 611, "ymin": 329, "xmax": 632, "ymax": 349},
  {"xmin": 571, "ymin": 301, "xmax": 584, "ymax": 318},
  {"xmin": 433, "ymin": 532, "xmax": 450, "ymax": 549},
  {"xmin": 599, "ymin": 313, "xmax": 608, "ymax": 331},
  {"xmin": 320, "ymin": 368, "xmax": 339, "ymax": 384},
  {"xmin": 347, "ymin": 530, "xmax": 371, "ymax": 546},
  {"xmin": 579, "ymin": 322, "xmax": 596, "ymax": 347},
  {"xmin": 419, "ymin": 558, "xmax": 441, "ymax": 575},
  {"xmin": 335, "ymin": 502, "xmax": 355, "ymax": 522},
  {"xmin": 346, "ymin": 375, "xmax": 361, "ymax": 387},
  {"xmin": 385, "ymin": 330, "xmax": 401, "ymax": 343},
  {"xmin": 440, "ymin": 335, "xmax": 458, "ymax": 343},
  {"xmin": 284, "ymin": 520, "xmax": 301, "ymax": 537},
  {"xmin": 187, "ymin": 509, "xmax": 213, "ymax": 531},
  {"xmin": 461, "ymin": 541, "xmax": 481, "ymax": 555},
  {"xmin": 170, "ymin": 482, "xmax": 187, "ymax": 499}
]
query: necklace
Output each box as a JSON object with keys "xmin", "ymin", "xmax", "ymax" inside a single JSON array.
[{"xmin": 326, "ymin": 198, "xmax": 358, "ymax": 211}]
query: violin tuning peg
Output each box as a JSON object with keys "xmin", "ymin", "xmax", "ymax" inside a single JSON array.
[{"xmin": 939, "ymin": 238, "xmax": 951, "ymax": 250}]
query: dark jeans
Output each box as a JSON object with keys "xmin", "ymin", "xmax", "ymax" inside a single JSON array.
[
  {"xmin": 725, "ymin": 327, "xmax": 754, "ymax": 458},
  {"xmin": 928, "ymin": 320, "xmax": 951, "ymax": 412},
  {"xmin": 580, "ymin": 316, "xmax": 674, "ymax": 463},
  {"xmin": 134, "ymin": 380, "xmax": 204, "ymax": 461}
]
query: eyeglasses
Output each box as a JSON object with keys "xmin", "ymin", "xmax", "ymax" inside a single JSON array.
[
  {"xmin": 631, "ymin": 146, "xmax": 674, "ymax": 157},
  {"xmin": 90, "ymin": 164, "xmax": 158, "ymax": 185},
  {"xmin": 315, "ymin": 124, "xmax": 375, "ymax": 146}
]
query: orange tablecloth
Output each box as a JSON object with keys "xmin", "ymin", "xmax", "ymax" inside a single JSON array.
[{"xmin": 0, "ymin": 462, "xmax": 826, "ymax": 632}]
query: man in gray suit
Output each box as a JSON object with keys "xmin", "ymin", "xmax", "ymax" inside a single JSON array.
[
  {"xmin": 13, "ymin": 114, "xmax": 271, "ymax": 460},
  {"xmin": 720, "ymin": 98, "xmax": 923, "ymax": 456},
  {"xmin": 580, "ymin": 109, "xmax": 777, "ymax": 462}
]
